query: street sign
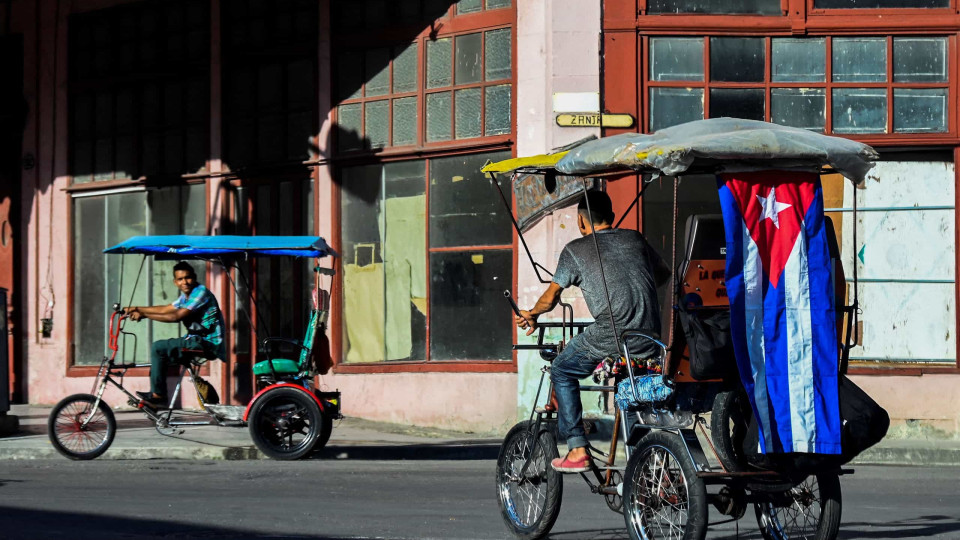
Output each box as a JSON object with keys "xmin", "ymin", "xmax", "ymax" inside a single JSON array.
[{"xmin": 555, "ymin": 113, "xmax": 634, "ymax": 128}]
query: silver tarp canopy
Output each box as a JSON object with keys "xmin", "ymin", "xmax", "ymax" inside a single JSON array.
[{"xmin": 555, "ymin": 118, "xmax": 879, "ymax": 183}]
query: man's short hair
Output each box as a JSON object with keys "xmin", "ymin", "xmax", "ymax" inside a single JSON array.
[
  {"xmin": 173, "ymin": 261, "xmax": 197, "ymax": 278},
  {"xmin": 577, "ymin": 190, "xmax": 615, "ymax": 225}
]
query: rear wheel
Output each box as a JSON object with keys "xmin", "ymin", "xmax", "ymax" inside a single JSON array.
[
  {"xmin": 248, "ymin": 387, "xmax": 322, "ymax": 460},
  {"xmin": 495, "ymin": 420, "xmax": 562, "ymax": 540},
  {"xmin": 623, "ymin": 430, "xmax": 707, "ymax": 540},
  {"xmin": 47, "ymin": 394, "xmax": 116, "ymax": 460},
  {"xmin": 755, "ymin": 472, "xmax": 842, "ymax": 540}
]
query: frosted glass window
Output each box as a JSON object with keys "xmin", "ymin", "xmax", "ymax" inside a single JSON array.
[
  {"xmin": 392, "ymin": 97, "xmax": 417, "ymax": 146},
  {"xmin": 427, "ymin": 38, "xmax": 452, "ymax": 89},
  {"xmin": 772, "ymin": 38, "xmax": 826, "ymax": 82},
  {"xmin": 365, "ymin": 48, "xmax": 390, "ymax": 97},
  {"xmin": 455, "ymin": 88, "xmax": 482, "ymax": 139},
  {"xmin": 426, "ymin": 91, "xmax": 452, "ymax": 141},
  {"xmin": 393, "ymin": 43, "xmax": 418, "ymax": 93},
  {"xmin": 710, "ymin": 37, "xmax": 765, "ymax": 82},
  {"xmin": 455, "ymin": 33, "xmax": 482, "ymax": 85},
  {"xmin": 647, "ymin": 0, "xmax": 781, "ymax": 13},
  {"xmin": 487, "ymin": 0, "xmax": 511, "ymax": 8},
  {"xmin": 893, "ymin": 37, "xmax": 947, "ymax": 83},
  {"xmin": 832, "ymin": 38, "xmax": 886, "ymax": 82},
  {"xmin": 894, "ymin": 88, "xmax": 947, "ymax": 133},
  {"xmin": 365, "ymin": 100, "xmax": 389, "ymax": 148},
  {"xmin": 485, "ymin": 28, "xmax": 511, "ymax": 81},
  {"xmin": 458, "ymin": 0, "xmax": 482, "ymax": 13},
  {"xmin": 485, "ymin": 84, "xmax": 511, "ymax": 135},
  {"xmin": 832, "ymin": 88, "xmax": 887, "ymax": 133},
  {"xmin": 709, "ymin": 88, "xmax": 764, "ymax": 121},
  {"xmin": 650, "ymin": 87, "xmax": 703, "ymax": 131},
  {"xmin": 650, "ymin": 38, "xmax": 703, "ymax": 82},
  {"xmin": 337, "ymin": 103, "xmax": 362, "ymax": 150},
  {"xmin": 771, "ymin": 88, "xmax": 825, "ymax": 131}
]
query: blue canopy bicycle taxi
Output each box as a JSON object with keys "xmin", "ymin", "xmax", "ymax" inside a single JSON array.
[
  {"xmin": 485, "ymin": 119, "xmax": 888, "ymax": 540},
  {"xmin": 47, "ymin": 235, "xmax": 342, "ymax": 460}
]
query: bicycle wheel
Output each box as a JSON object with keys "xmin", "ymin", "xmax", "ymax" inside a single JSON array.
[
  {"xmin": 711, "ymin": 388, "xmax": 752, "ymax": 473},
  {"xmin": 623, "ymin": 431, "xmax": 708, "ymax": 540},
  {"xmin": 314, "ymin": 413, "xmax": 333, "ymax": 451},
  {"xmin": 47, "ymin": 394, "xmax": 116, "ymax": 460},
  {"xmin": 248, "ymin": 387, "xmax": 322, "ymax": 460},
  {"xmin": 755, "ymin": 472, "xmax": 842, "ymax": 540},
  {"xmin": 496, "ymin": 420, "xmax": 563, "ymax": 540}
]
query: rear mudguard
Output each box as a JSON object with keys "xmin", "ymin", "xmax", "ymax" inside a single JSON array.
[{"xmin": 243, "ymin": 383, "xmax": 325, "ymax": 422}]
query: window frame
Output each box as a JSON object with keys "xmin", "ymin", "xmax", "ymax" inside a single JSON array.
[
  {"xmin": 641, "ymin": 34, "xmax": 957, "ymax": 141},
  {"xmin": 332, "ymin": 149, "xmax": 518, "ymax": 374},
  {"xmin": 332, "ymin": 7, "xmax": 515, "ymax": 157},
  {"xmin": 330, "ymin": 3, "xmax": 519, "ymax": 373}
]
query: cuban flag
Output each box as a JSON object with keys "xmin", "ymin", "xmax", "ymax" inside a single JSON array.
[{"xmin": 718, "ymin": 171, "xmax": 841, "ymax": 455}]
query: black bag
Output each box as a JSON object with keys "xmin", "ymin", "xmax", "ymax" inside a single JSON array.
[
  {"xmin": 741, "ymin": 375, "xmax": 889, "ymax": 473},
  {"xmin": 677, "ymin": 306, "xmax": 738, "ymax": 380}
]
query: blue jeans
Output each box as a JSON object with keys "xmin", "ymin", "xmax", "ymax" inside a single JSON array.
[{"xmin": 550, "ymin": 338, "xmax": 599, "ymax": 450}]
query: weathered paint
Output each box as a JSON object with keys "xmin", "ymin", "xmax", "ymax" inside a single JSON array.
[{"xmin": 320, "ymin": 371, "xmax": 517, "ymax": 434}]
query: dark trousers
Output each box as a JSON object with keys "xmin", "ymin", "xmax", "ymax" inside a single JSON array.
[{"xmin": 150, "ymin": 336, "xmax": 211, "ymax": 398}]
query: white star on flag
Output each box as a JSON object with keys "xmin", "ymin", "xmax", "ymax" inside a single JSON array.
[{"xmin": 757, "ymin": 187, "xmax": 792, "ymax": 229}]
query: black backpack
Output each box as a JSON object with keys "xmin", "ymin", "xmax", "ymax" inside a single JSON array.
[
  {"xmin": 741, "ymin": 375, "xmax": 889, "ymax": 474},
  {"xmin": 677, "ymin": 305, "xmax": 738, "ymax": 381}
]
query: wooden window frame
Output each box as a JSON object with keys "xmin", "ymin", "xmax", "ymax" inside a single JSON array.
[
  {"xmin": 643, "ymin": 35, "xmax": 956, "ymax": 141},
  {"xmin": 332, "ymin": 7, "xmax": 515, "ymax": 156}
]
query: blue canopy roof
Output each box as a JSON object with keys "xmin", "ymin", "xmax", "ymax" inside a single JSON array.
[{"xmin": 104, "ymin": 235, "xmax": 337, "ymax": 259}]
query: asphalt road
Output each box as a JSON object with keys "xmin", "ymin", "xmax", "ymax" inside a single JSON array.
[{"xmin": 0, "ymin": 460, "xmax": 957, "ymax": 540}]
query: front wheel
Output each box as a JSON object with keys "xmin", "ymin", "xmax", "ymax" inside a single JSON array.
[
  {"xmin": 248, "ymin": 387, "xmax": 322, "ymax": 460},
  {"xmin": 47, "ymin": 394, "xmax": 116, "ymax": 460},
  {"xmin": 755, "ymin": 472, "xmax": 842, "ymax": 540},
  {"xmin": 495, "ymin": 420, "xmax": 563, "ymax": 540},
  {"xmin": 622, "ymin": 430, "xmax": 708, "ymax": 540}
]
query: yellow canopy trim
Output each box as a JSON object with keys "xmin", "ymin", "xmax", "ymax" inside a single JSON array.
[{"xmin": 481, "ymin": 151, "xmax": 569, "ymax": 174}]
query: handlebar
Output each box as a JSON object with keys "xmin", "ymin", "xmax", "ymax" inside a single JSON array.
[{"xmin": 503, "ymin": 290, "xmax": 522, "ymax": 317}]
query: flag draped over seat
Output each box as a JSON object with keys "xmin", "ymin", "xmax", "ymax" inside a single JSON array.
[{"xmin": 718, "ymin": 171, "xmax": 842, "ymax": 455}]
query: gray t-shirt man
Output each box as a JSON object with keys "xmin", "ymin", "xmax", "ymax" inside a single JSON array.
[{"xmin": 553, "ymin": 228, "xmax": 668, "ymax": 360}]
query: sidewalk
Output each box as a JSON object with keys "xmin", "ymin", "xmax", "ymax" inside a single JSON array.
[
  {"xmin": 2, "ymin": 403, "xmax": 959, "ymax": 465},
  {"xmin": 0, "ymin": 403, "xmax": 502, "ymax": 461}
]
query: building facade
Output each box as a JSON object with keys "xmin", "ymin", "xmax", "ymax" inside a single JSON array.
[{"xmin": 2, "ymin": 0, "xmax": 958, "ymax": 435}]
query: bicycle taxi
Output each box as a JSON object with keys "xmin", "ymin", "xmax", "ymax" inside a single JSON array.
[
  {"xmin": 47, "ymin": 235, "xmax": 342, "ymax": 461},
  {"xmin": 483, "ymin": 118, "xmax": 885, "ymax": 540}
]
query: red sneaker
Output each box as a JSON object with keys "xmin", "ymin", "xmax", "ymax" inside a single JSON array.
[{"xmin": 551, "ymin": 453, "xmax": 593, "ymax": 473}]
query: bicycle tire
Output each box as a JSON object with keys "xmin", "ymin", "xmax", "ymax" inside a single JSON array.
[
  {"xmin": 623, "ymin": 430, "xmax": 708, "ymax": 540},
  {"xmin": 711, "ymin": 388, "xmax": 752, "ymax": 472},
  {"xmin": 248, "ymin": 387, "xmax": 322, "ymax": 460},
  {"xmin": 496, "ymin": 420, "xmax": 563, "ymax": 540},
  {"xmin": 47, "ymin": 394, "xmax": 116, "ymax": 460},
  {"xmin": 755, "ymin": 472, "xmax": 842, "ymax": 540}
]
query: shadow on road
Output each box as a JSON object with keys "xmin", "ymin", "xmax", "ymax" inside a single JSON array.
[
  {"xmin": 0, "ymin": 506, "xmax": 370, "ymax": 540},
  {"xmin": 313, "ymin": 442, "xmax": 501, "ymax": 461},
  {"xmin": 838, "ymin": 515, "xmax": 960, "ymax": 539}
]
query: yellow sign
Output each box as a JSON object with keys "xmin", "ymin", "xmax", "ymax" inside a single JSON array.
[{"xmin": 555, "ymin": 113, "xmax": 634, "ymax": 128}]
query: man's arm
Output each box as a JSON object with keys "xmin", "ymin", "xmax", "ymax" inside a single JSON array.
[
  {"xmin": 124, "ymin": 304, "xmax": 191, "ymax": 323},
  {"xmin": 516, "ymin": 282, "xmax": 564, "ymax": 336}
]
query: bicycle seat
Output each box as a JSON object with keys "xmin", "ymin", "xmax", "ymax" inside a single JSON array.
[{"xmin": 179, "ymin": 348, "xmax": 216, "ymax": 365}]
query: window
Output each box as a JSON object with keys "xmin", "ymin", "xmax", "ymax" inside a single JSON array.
[
  {"xmin": 72, "ymin": 184, "xmax": 206, "ymax": 365},
  {"xmin": 822, "ymin": 156, "xmax": 955, "ymax": 367},
  {"xmin": 646, "ymin": 36, "xmax": 951, "ymax": 135},
  {"xmin": 69, "ymin": 1, "xmax": 210, "ymax": 183},
  {"xmin": 340, "ymin": 151, "xmax": 513, "ymax": 363},
  {"xmin": 334, "ymin": 5, "xmax": 513, "ymax": 151},
  {"xmin": 647, "ymin": 0, "xmax": 781, "ymax": 14},
  {"xmin": 222, "ymin": 0, "xmax": 318, "ymax": 169}
]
